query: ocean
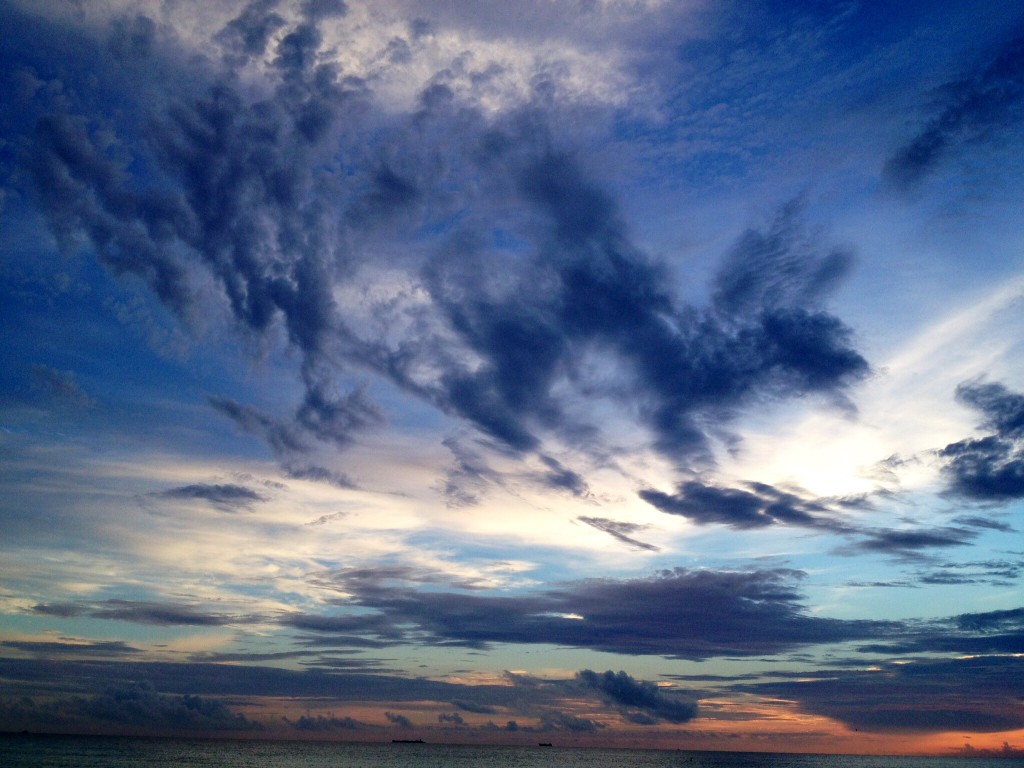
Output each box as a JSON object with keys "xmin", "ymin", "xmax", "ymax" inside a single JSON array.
[{"xmin": 0, "ymin": 736, "xmax": 1010, "ymax": 768}]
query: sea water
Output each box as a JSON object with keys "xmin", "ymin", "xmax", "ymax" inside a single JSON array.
[{"xmin": 0, "ymin": 735, "xmax": 1009, "ymax": 768}]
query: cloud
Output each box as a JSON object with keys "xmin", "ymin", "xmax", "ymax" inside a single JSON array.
[
  {"xmin": 207, "ymin": 396, "xmax": 359, "ymax": 488},
  {"xmin": 385, "ymin": 711, "xmax": 414, "ymax": 728},
  {"xmin": 749, "ymin": 655, "xmax": 1024, "ymax": 733},
  {"xmin": 291, "ymin": 713, "xmax": 369, "ymax": 731},
  {"xmin": 940, "ymin": 380, "xmax": 1024, "ymax": 500},
  {"xmin": 577, "ymin": 517, "xmax": 660, "ymax": 552},
  {"xmin": 538, "ymin": 710, "xmax": 604, "ymax": 733},
  {"xmin": 915, "ymin": 558, "xmax": 1022, "ymax": 587},
  {"xmin": 4, "ymin": 1, "xmax": 872, "ymax": 488},
  {"xmin": 577, "ymin": 669, "xmax": 697, "ymax": 724},
  {"xmin": 421, "ymin": 177, "xmax": 868, "ymax": 464},
  {"xmin": 952, "ymin": 515, "xmax": 1015, "ymax": 532},
  {"xmin": 30, "ymin": 603, "xmax": 86, "ymax": 618},
  {"xmin": 82, "ymin": 682, "xmax": 262, "ymax": 731},
  {"xmin": 0, "ymin": 657, "xmax": 523, "ymax": 705},
  {"xmin": 29, "ymin": 364, "xmax": 94, "ymax": 407},
  {"xmin": 883, "ymin": 33, "xmax": 1024, "ymax": 189},
  {"xmin": 843, "ymin": 527, "xmax": 976, "ymax": 560},
  {"xmin": 855, "ymin": 605, "xmax": 1024, "ymax": 656},
  {"xmin": 640, "ymin": 478, "xmax": 984, "ymax": 561},
  {"xmin": 958, "ymin": 742, "xmax": 1024, "ymax": 758},
  {"xmin": 154, "ymin": 483, "xmax": 267, "ymax": 510},
  {"xmin": 712, "ymin": 198, "xmax": 853, "ymax": 318},
  {"xmin": 1, "ymin": 640, "xmax": 142, "ymax": 658},
  {"xmin": 83, "ymin": 599, "xmax": 246, "ymax": 627},
  {"xmin": 452, "ymin": 699, "xmax": 497, "ymax": 714},
  {"xmin": 539, "ymin": 455, "xmax": 590, "ymax": 497},
  {"xmin": 288, "ymin": 567, "xmax": 893, "ymax": 660},
  {"xmin": 215, "ymin": 0, "xmax": 287, "ymax": 64},
  {"xmin": 639, "ymin": 479, "xmax": 855, "ymax": 532},
  {"xmin": 0, "ymin": 681, "xmax": 260, "ymax": 733}
]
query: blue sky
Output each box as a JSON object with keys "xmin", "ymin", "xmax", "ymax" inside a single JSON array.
[{"xmin": 1, "ymin": 0, "xmax": 1023, "ymax": 754}]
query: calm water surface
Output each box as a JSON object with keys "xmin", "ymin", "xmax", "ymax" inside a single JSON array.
[{"xmin": 0, "ymin": 736, "xmax": 1007, "ymax": 768}]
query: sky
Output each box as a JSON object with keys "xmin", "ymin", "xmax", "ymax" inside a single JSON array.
[{"xmin": 1, "ymin": 0, "xmax": 1023, "ymax": 756}]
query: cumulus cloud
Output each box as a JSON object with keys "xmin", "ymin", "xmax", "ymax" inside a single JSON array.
[
  {"xmin": 291, "ymin": 713, "xmax": 369, "ymax": 731},
  {"xmin": 940, "ymin": 380, "xmax": 1024, "ymax": 500},
  {"xmin": 28, "ymin": 599, "xmax": 253, "ymax": 627},
  {"xmin": 843, "ymin": 527, "xmax": 977, "ymax": 560},
  {"xmin": 1, "ymin": 639, "xmax": 142, "ymax": 658},
  {"xmin": 0, "ymin": 681, "xmax": 260, "ymax": 733},
  {"xmin": 385, "ymin": 710, "xmax": 414, "ymax": 728},
  {"xmin": 577, "ymin": 669, "xmax": 697, "ymax": 724},
  {"xmin": 87, "ymin": 600, "xmax": 245, "ymax": 627}
]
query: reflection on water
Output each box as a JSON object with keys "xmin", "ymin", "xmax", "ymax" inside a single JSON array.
[{"xmin": 0, "ymin": 735, "xmax": 1010, "ymax": 768}]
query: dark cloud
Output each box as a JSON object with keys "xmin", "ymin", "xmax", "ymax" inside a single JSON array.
[
  {"xmin": 301, "ymin": 0, "xmax": 348, "ymax": 22},
  {"xmin": 86, "ymin": 599, "xmax": 243, "ymax": 627},
  {"xmin": 577, "ymin": 516, "xmax": 660, "ymax": 551},
  {"xmin": 750, "ymin": 655, "xmax": 1024, "ymax": 733},
  {"xmin": 289, "ymin": 567, "xmax": 893, "ymax": 660},
  {"xmin": 538, "ymin": 710, "xmax": 604, "ymax": 733},
  {"xmin": 5, "ymin": 1, "xmax": 870, "ymax": 484},
  {"xmin": 107, "ymin": 14, "xmax": 156, "ymax": 62},
  {"xmin": 283, "ymin": 463, "xmax": 357, "ymax": 489},
  {"xmin": 291, "ymin": 713, "xmax": 369, "ymax": 731},
  {"xmin": 438, "ymin": 711, "xmax": 465, "ymax": 725},
  {"xmin": 208, "ymin": 396, "xmax": 311, "ymax": 455},
  {"xmin": 423, "ymin": 171, "xmax": 868, "ymax": 463},
  {"xmin": 215, "ymin": 0, "xmax": 287, "ymax": 63},
  {"xmin": 208, "ymin": 396, "xmax": 359, "ymax": 488},
  {"xmin": 435, "ymin": 435, "xmax": 506, "ymax": 508},
  {"xmin": 577, "ymin": 669, "xmax": 697, "ymax": 724},
  {"xmin": 940, "ymin": 380, "xmax": 1024, "ymax": 501},
  {"xmin": 539, "ymin": 455, "xmax": 590, "ymax": 497},
  {"xmin": 31, "ymin": 602, "xmax": 86, "ymax": 618},
  {"xmin": 1, "ymin": 640, "xmax": 141, "ymax": 658},
  {"xmin": 154, "ymin": 483, "xmax": 267, "ymax": 509},
  {"xmin": 844, "ymin": 526, "xmax": 976, "ymax": 560},
  {"xmin": 639, "ymin": 479, "xmax": 984, "ymax": 561},
  {"xmin": 955, "ymin": 606, "xmax": 1024, "ymax": 633},
  {"xmin": 712, "ymin": 198, "xmax": 853, "ymax": 317},
  {"xmin": 639, "ymin": 480, "xmax": 851, "ymax": 532},
  {"xmin": 0, "ymin": 681, "xmax": 260, "ymax": 733},
  {"xmin": 27, "ymin": 110, "xmax": 195, "ymax": 319},
  {"xmin": 915, "ymin": 558, "xmax": 1022, "ymax": 587},
  {"xmin": 884, "ymin": 33, "xmax": 1024, "ymax": 189},
  {"xmin": 296, "ymin": 383, "xmax": 383, "ymax": 450},
  {"xmin": 959, "ymin": 742, "xmax": 1024, "ymax": 758},
  {"xmin": 385, "ymin": 711, "xmax": 414, "ymax": 728},
  {"xmin": 0, "ymin": 658, "xmax": 524, "ymax": 707},
  {"xmin": 452, "ymin": 699, "xmax": 497, "ymax": 714},
  {"xmin": 83, "ymin": 682, "xmax": 261, "ymax": 731}
]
